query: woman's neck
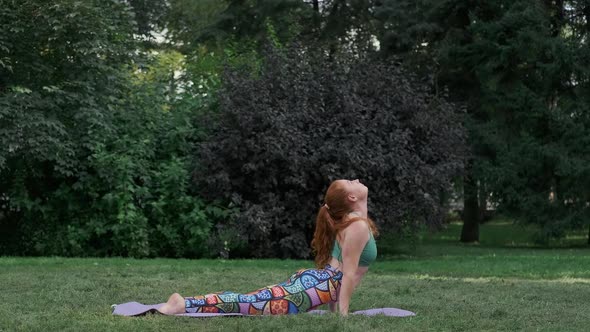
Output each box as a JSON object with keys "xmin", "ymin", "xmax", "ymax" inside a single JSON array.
[{"xmin": 348, "ymin": 202, "xmax": 368, "ymax": 218}]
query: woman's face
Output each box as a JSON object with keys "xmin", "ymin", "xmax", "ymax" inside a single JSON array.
[{"xmin": 339, "ymin": 179, "xmax": 368, "ymax": 200}]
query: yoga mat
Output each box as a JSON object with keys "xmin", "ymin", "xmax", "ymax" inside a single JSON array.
[
  {"xmin": 308, "ymin": 308, "xmax": 415, "ymax": 317},
  {"xmin": 112, "ymin": 302, "xmax": 244, "ymax": 317},
  {"xmin": 112, "ymin": 302, "xmax": 416, "ymax": 317}
]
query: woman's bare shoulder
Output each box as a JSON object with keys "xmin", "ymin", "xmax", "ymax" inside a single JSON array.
[{"xmin": 341, "ymin": 218, "xmax": 370, "ymax": 236}]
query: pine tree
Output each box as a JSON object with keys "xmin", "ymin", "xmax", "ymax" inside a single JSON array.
[{"xmin": 374, "ymin": 0, "xmax": 590, "ymax": 243}]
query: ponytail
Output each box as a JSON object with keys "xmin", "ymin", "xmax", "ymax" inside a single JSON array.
[{"xmin": 311, "ymin": 205, "xmax": 336, "ymax": 268}]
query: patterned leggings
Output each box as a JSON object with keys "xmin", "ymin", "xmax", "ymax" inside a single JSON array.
[{"xmin": 184, "ymin": 265, "xmax": 342, "ymax": 315}]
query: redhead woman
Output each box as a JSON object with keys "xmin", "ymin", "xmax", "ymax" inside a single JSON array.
[{"xmin": 158, "ymin": 179, "xmax": 378, "ymax": 316}]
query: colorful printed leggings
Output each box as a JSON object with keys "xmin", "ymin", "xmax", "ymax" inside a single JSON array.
[{"xmin": 185, "ymin": 265, "xmax": 342, "ymax": 315}]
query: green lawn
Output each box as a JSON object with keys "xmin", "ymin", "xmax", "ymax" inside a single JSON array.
[{"xmin": 1, "ymin": 221, "xmax": 589, "ymax": 331}]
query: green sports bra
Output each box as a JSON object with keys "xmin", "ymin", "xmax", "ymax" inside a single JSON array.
[{"xmin": 331, "ymin": 232, "xmax": 377, "ymax": 267}]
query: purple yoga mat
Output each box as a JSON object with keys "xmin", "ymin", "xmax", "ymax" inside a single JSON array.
[
  {"xmin": 112, "ymin": 302, "xmax": 416, "ymax": 317},
  {"xmin": 112, "ymin": 302, "xmax": 244, "ymax": 317},
  {"xmin": 308, "ymin": 308, "xmax": 416, "ymax": 317}
]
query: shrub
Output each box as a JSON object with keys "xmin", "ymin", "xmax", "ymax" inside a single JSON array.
[{"xmin": 195, "ymin": 44, "xmax": 467, "ymax": 258}]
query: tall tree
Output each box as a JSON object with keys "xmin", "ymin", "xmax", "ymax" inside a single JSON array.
[
  {"xmin": 373, "ymin": 0, "xmax": 590, "ymax": 244},
  {"xmin": 126, "ymin": 0, "xmax": 169, "ymax": 37},
  {"xmin": 0, "ymin": 0, "xmax": 229, "ymax": 257},
  {"xmin": 373, "ymin": 0, "xmax": 485, "ymax": 242},
  {"xmin": 467, "ymin": 0, "xmax": 590, "ymax": 243},
  {"xmin": 564, "ymin": 0, "xmax": 590, "ymax": 243},
  {"xmin": 164, "ymin": 0, "xmax": 314, "ymax": 51},
  {"xmin": 0, "ymin": 0, "xmax": 137, "ymax": 252}
]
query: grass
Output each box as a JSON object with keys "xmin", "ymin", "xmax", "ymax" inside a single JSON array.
[{"xmin": 1, "ymin": 221, "xmax": 589, "ymax": 331}]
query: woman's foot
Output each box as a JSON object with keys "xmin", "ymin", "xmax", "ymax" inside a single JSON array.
[{"xmin": 158, "ymin": 293, "xmax": 185, "ymax": 315}]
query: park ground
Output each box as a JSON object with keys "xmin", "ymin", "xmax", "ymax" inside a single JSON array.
[{"xmin": 1, "ymin": 220, "xmax": 589, "ymax": 332}]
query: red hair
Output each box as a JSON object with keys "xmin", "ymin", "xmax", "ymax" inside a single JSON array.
[{"xmin": 311, "ymin": 180, "xmax": 378, "ymax": 268}]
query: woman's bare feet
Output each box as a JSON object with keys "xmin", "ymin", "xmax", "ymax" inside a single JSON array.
[{"xmin": 158, "ymin": 293, "xmax": 185, "ymax": 315}]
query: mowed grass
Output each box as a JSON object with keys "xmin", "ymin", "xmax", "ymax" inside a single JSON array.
[{"xmin": 1, "ymin": 221, "xmax": 589, "ymax": 332}]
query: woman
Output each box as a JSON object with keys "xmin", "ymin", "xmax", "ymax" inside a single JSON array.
[{"xmin": 159, "ymin": 179, "xmax": 378, "ymax": 316}]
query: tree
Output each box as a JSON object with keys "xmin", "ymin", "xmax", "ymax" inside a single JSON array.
[
  {"xmin": 373, "ymin": 0, "xmax": 590, "ymax": 243},
  {"xmin": 0, "ymin": 0, "xmax": 138, "ymax": 253},
  {"xmin": 125, "ymin": 0, "xmax": 169, "ymax": 38},
  {"xmin": 453, "ymin": 0, "xmax": 590, "ymax": 243},
  {"xmin": 372, "ymin": 0, "xmax": 485, "ymax": 242},
  {"xmin": 0, "ymin": 0, "xmax": 227, "ymax": 257},
  {"xmin": 562, "ymin": 0, "xmax": 590, "ymax": 244},
  {"xmin": 163, "ymin": 0, "xmax": 313, "ymax": 52}
]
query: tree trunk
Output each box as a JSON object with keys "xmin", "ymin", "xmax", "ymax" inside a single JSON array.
[
  {"xmin": 583, "ymin": 0, "xmax": 590, "ymax": 250},
  {"xmin": 460, "ymin": 162, "xmax": 480, "ymax": 242},
  {"xmin": 169, "ymin": 70, "xmax": 176, "ymax": 101},
  {"xmin": 477, "ymin": 180, "xmax": 488, "ymax": 223},
  {"xmin": 312, "ymin": 0, "xmax": 319, "ymax": 12}
]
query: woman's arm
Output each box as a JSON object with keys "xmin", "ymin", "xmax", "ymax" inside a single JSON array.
[{"xmin": 338, "ymin": 222, "xmax": 369, "ymax": 316}]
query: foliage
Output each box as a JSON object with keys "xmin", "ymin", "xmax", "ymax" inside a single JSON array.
[
  {"xmin": 0, "ymin": 0, "xmax": 137, "ymax": 254},
  {"xmin": 371, "ymin": 0, "xmax": 590, "ymax": 243},
  {"xmin": 0, "ymin": 0, "xmax": 230, "ymax": 257},
  {"xmin": 163, "ymin": 0, "xmax": 229, "ymax": 49},
  {"xmin": 429, "ymin": 0, "xmax": 590, "ymax": 242},
  {"xmin": 3, "ymin": 0, "xmax": 589, "ymax": 257},
  {"xmin": 160, "ymin": 0, "xmax": 314, "ymax": 55},
  {"xmin": 199, "ymin": 0, "xmax": 312, "ymax": 45},
  {"xmin": 126, "ymin": 0, "xmax": 169, "ymax": 37},
  {"xmin": 195, "ymin": 44, "xmax": 466, "ymax": 258},
  {"xmin": 317, "ymin": 0, "xmax": 382, "ymax": 54}
]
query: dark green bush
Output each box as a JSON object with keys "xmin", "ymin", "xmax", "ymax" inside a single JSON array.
[{"xmin": 195, "ymin": 45, "xmax": 467, "ymax": 258}]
